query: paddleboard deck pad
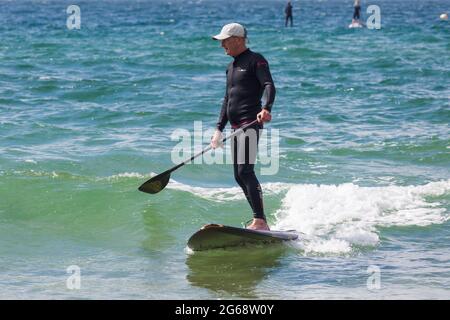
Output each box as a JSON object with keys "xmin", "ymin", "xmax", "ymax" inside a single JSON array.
[{"xmin": 187, "ymin": 224, "xmax": 298, "ymax": 251}]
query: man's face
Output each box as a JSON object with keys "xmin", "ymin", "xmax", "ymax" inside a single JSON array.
[{"xmin": 221, "ymin": 37, "xmax": 244, "ymax": 57}]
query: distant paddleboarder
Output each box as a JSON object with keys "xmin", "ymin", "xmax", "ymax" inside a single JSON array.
[
  {"xmin": 353, "ymin": 0, "xmax": 361, "ymax": 21},
  {"xmin": 210, "ymin": 23, "xmax": 276, "ymax": 231},
  {"xmin": 285, "ymin": 1, "xmax": 293, "ymax": 27},
  {"xmin": 349, "ymin": 0, "xmax": 364, "ymax": 28}
]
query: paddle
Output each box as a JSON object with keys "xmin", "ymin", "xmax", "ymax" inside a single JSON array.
[{"xmin": 138, "ymin": 119, "xmax": 258, "ymax": 194}]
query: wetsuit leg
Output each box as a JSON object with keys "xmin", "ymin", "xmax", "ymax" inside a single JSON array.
[
  {"xmin": 353, "ymin": 6, "xmax": 361, "ymax": 20},
  {"xmin": 285, "ymin": 15, "xmax": 293, "ymax": 27},
  {"xmin": 233, "ymin": 157, "xmax": 255, "ymax": 213},
  {"xmin": 232, "ymin": 124, "xmax": 265, "ymax": 220},
  {"xmin": 232, "ymin": 138, "xmax": 254, "ymax": 212}
]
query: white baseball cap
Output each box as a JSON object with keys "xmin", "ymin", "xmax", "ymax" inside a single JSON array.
[{"xmin": 212, "ymin": 23, "xmax": 247, "ymax": 40}]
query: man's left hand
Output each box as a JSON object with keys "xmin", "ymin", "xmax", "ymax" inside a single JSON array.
[{"xmin": 257, "ymin": 109, "xmax": 272, "ymax": 123}]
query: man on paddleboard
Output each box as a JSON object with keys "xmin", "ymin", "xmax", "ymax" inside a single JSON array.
[
  {"xmin": 285, "ymin": 1, "xmax": 293, "ymax": 27},
  {"xmin": 353, "ymin": 0, "xmax": 361, "ymax": 23},
  {"xmin": 210, "ymin": 23, "xmax": 276, "ymax": 231}
]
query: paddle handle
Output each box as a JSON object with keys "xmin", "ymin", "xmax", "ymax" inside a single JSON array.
[{"xmin": 174, "ymin": 120, "xmax": 259, "ymax": 170}]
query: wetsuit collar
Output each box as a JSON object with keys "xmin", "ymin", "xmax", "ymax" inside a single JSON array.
[{"xmin": 233, "ymin": 48, "xmax": 250, "ymax": 60}]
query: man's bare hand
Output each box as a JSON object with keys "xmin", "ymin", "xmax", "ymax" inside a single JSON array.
[
  {"xmin": 257, "ymin": 109, "xmax": 272, "ymax": 123},
  {"xmin": 210, "ymin": 130, "xmax": 223, "ymax": 149}
]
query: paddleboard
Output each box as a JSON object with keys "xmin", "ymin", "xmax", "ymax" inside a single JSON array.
[
  {"xmin": 349, "ymin": 21, "xmax": 364, "ymax": 28},
  {"xmin": 187, "ymin": 224, "xmax": 298, "ymax": 251}
]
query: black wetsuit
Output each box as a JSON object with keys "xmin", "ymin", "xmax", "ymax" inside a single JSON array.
[
  {"xmin": 216, "ymin": 49, "xmax": 276, "ymax": 220},
  {"xmin": 285, "ymin": 3, "xmax": 293, "ymax": 27},
  {"xmin": 353, "ymin": 5, "xmax": 361, "ymax": 20}
]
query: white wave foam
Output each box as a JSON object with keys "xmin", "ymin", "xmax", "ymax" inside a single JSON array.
[
  {"xmin": 106, "ymin": 172, "xmax": 148, "ymax": 180},
  {"xmin": 99, "ymin": 173, "xmax": 449, "ymax": 255},
  {"xmin": 167, "ymin": 179, "xmax": 293, "ymax": 202},
  {"xmin": 274, "ymin": 180, "xmax": 450, "ymax": 254},
  {"xmin": 102, "ymin": 172, "xmax": 292, "ymax": 199},
  {"xmin": 12, "ymin": 170, "xmax": 59, "ymax": 178}
]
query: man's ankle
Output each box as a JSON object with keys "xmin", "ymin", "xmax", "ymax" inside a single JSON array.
[{"xmin": 248, "ymin": 218, "xmax": 270, "ymax": 230}]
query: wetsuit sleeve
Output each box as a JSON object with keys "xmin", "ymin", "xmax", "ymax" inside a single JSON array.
[
  {"xmin": 255, "ymin": 57, "xmax": 276, "ymax": 112},
  {"xmin": 216, "ymin": 69, "xmax": 229, "ymax": 132}
]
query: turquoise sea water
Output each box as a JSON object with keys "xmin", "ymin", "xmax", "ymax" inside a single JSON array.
[{"xmin": 0, "ymin": 0, "xmax": 449, "ymax": 299}]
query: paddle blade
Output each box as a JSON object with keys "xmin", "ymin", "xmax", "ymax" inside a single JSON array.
[{"xmin": 138, "ymin": 172, "xmax": 171, "ymax": 194}]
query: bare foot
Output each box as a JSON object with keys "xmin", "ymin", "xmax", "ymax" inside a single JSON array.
[{"xmin": 246, "ymin": 218, "xmax": 270, "ymax": 231}]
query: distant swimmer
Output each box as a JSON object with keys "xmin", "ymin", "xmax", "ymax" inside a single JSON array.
[
  {"xmin": 440, "ymin": 13, "xmax": 448, "ymax": 20},
  {"xmin": 285, "ymin": 1, "xmax": 293, "ymax": 27}
]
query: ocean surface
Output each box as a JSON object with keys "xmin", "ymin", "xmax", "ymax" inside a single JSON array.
[{"xmin": 0, "ymin": 0, "xmax": 449, "ymax": 299}]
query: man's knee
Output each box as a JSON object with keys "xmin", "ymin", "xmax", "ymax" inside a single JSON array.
[{"xmin": 236, "ymin": 165, "xmax": 255, "ymax": 181}]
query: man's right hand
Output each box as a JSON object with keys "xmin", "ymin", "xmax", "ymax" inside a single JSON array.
[{"xmin": 210, "ymin": 130, "xmax": 223, "ymax": 149}]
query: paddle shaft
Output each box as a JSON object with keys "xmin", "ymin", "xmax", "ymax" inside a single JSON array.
[{"xmin": 168, "ymin": 120, "xmax": 259, "ymax": 174}]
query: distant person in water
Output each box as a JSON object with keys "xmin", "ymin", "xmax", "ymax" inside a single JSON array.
[
  {"xmin": 285, "ymin": 1, "xmax": 293, "ymax": 27},
  {"xmin": 352, "ymin": 0, "xmax": 361, "ymax": 24}
]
